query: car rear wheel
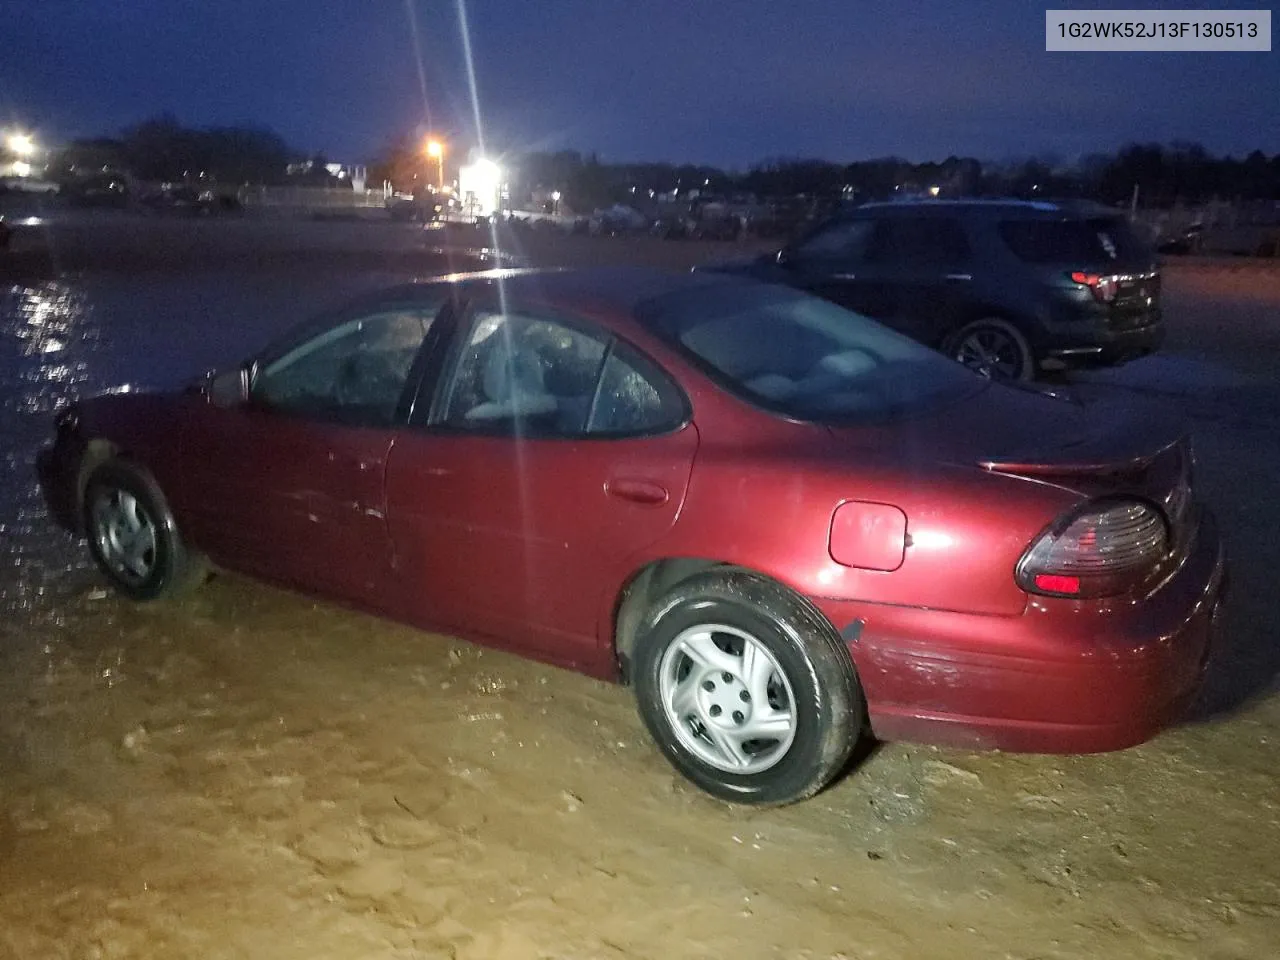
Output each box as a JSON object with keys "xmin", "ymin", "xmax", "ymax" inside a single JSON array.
[
  {"xmin": 83, "ymin": 459, "xmax": 208, "ymax": 602},
  {"xmin": 946, "ymin": 317, "xmax": 1035, "ymax": 381},
  {"xmin": 633, "ymin": 569, "xmax": 865, "ymax": 805}
]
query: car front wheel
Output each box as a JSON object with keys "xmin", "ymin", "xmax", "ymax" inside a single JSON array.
[
  {"xmin": 83, "ymin": 459, "xmax": 208, "ymax": 602},
  {"xmin": 633, "ymin": 570, "xmax": 865, "ymax": 805}
]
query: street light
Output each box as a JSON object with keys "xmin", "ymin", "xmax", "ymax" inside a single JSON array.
[
  {"xmin": 425, "ymin": 138, "xmax": 444, "ymax": 189},
  {"xmin": 458, "ymin": 157, "xmax": 502, "ymax": 219},
  {"xmin": 6, "ymin": 132, "xmax": 35, "ymax": 156}
]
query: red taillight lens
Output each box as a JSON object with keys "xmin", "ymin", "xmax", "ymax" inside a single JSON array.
[
  {"xmin": 1019, "ymin": 499, "xmax": 1169, "ymax": 598},
  {"xmin": 1033, "ymin": 573, "xmax": 1081, "ymax": 594},
  {"xmin": 1068, "ymin": 271, "xmax": 1119, "ymax": 303}
]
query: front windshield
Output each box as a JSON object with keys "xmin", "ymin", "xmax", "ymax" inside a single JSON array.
[{"xmin": 639, "ymin": 281, "xmax": 985, "ymax": 421}]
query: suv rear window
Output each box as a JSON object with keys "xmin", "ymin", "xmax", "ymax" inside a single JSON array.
[{"xmin": 998, "ymin": 217, "xmax": 1151, "ymax": 265}]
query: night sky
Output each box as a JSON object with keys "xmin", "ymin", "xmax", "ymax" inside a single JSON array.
[{"xmin": 3, "ymin": 0, "xmax": 1276, "ymax": 166}]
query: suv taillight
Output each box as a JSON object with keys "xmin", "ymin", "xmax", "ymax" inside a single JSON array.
[
  {"xmin": 1069, "ymin": 271, "xmax": 1119, "ymax": 303},
  {"xmin": 1017, "ymin": 499, "xmax": 1169, "ymax": 598}
]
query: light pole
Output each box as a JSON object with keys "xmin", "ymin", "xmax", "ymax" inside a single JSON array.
[{"xmin": 425, "ymin": 139, "xmax": 444, "ymax": 190}]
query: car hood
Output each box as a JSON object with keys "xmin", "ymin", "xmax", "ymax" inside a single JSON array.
[{"xmin": 828, "ymin": 381, "xmax": 1186, "ymax": 478}]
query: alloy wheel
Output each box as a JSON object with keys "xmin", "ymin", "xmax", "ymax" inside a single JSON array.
[
  {"xmin": 658, "ymin": 623, "xmax": 798, "ymax": 773},
  {"xmin": 89, "ymin": 487, "xmax": 158, "ymax": 587},
  {"xmin": 954, "ymin": 326, "xmax": 1025, "ymax": 379}
]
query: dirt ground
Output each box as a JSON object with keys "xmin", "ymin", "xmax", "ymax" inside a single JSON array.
[{"xmin": 2, "ymin": 211, "xmax": 1278, "ymax": 960}]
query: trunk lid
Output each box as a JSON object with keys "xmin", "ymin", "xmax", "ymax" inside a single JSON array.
[{"xmin": 828, "ymin": 382, "xmax": 1195, "ymax": 546}]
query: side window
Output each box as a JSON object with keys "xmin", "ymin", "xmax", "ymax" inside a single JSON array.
[
  {"xmin": 441, "ymin": 311, "xmax": 607, "ymax": 436},
  {"xmin": 253, "ymin": 308, "xmax": 434, "ymax": 426},
  {"xmin": 791, "ymin": 219, "xmax": 876, "ymax": 263},
  {"xmin": 587, "ymin": 346, "xmax": 686, "ymax": 435},
  {"xmin": 872, "ymin": 217, "xmax": 970, "ymax": 267}
]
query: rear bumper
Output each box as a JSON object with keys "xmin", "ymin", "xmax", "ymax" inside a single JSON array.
[
  {"xmin": 812, "ymin": 507, "xmax": 1226, "ymax": 754},
  {"xmin": 1039, "ymin": 315, "xmax": 1165, "ymax": 368}
]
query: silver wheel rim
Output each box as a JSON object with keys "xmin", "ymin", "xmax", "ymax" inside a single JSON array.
[
  {"xmin": 658, "ymin": 623, "xmax": 798, "ymax": 774},
  {"xmin": 955, "ymin": 326, "xmax": 1023, "ymax": 379},
  {"xmin": 90, "ymin": 488, "xmax": 158, "ymax": 586}
]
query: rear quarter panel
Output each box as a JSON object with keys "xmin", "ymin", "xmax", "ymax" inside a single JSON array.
[{"xmin": 606, "ymin": 416, "xmax": 1082, "ymax": 622}]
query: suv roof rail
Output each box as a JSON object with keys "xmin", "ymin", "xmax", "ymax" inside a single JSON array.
[{"xmin": 856, "ymin": 197, "xmax": 1065, "ymax": 212}]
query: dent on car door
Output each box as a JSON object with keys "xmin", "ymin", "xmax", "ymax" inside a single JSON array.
[
  {"xmin": 179, "ymin": 302, "xmax": 442, "ymax": 603},
  {"xmin": 383, "ymin": 303, "xmax": 698, "ymax": 666}
]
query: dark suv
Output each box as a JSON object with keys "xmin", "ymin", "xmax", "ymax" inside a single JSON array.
[{"xmin": 700, "ymin": 199, "xmax": 1163, "ymax": 380}]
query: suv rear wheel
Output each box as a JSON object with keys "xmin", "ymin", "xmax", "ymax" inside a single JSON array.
[{"xmin": 945, "ymin": 317, "xmax": 1035, "ymax": 381}]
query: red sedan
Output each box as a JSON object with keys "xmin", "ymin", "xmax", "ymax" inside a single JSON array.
[{"xmin": 39, "ymin": 268, "xmax": 1226, "ymax": 805}]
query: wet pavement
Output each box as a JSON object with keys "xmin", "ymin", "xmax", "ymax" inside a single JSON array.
[{"xmin": 2, "ymin": 212, "xmax": 1279, "ymax": 959}]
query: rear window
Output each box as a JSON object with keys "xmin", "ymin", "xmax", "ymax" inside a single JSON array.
[
  {"xmin": 998, "ymin": 217, "xmax": 1151, "ymax": 265},
  {"xmin": 637, "ymin": 282, "xmax": 984, "ymax": 422}
]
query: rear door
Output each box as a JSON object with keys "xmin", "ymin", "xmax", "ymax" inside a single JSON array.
[
  {"xmin": 383, "ymin": 299, "xmax": 698, "ymax": 664},
  {"xmin": 862, "ymin": 215, "xmax": 975, "ymax": 344}
]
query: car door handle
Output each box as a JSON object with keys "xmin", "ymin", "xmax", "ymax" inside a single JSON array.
[
  {"xmin": 945, "ymin": 273, "xmax": 972, "ymax": 282},
  {"xmin": 605, "ymin": 478, "xmax": 670, "ymax": 506},
  {"xmin": 831, "ymin": 272, "xmax": 858, "ymax": 280}
]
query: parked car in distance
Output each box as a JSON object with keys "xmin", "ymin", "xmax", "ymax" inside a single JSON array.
[
  {"xmin": 139, "ymin": 184, "xmax": 241, "ymax": 215},
  {"xmin": 63, "ymin": 172, "xmax": 130, "ymax": 207},
  {"xmin": 699, "ymin": 199, "xmax": 1164, "ymax": 381},
  {"xmin": 386, "ymin": 188, "xmax": 449, "ymax": 222},
  {"xmin": 1156, "ymin": 222, "xmax": 1204, "ymax": 256},
  {"xmin": 38, "ymin": 268, "xmax": 1225, "ymax": 806},
  {"xmin": 0, "ymin": 176, "xmax": 60, "ymax": 195},
  {"xmin": 651, "ymin": 214, "xmax": 692, "ymax": 239},
  {"xmin": 589, "ymin": 205, "xmax": 648, "ymax": 236}
]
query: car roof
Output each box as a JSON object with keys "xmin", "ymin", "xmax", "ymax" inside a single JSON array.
[
  {"xmin": 368, "ymin": 266, "xmax": 747, "ymax": 320},
  {"xmin": 851, "ymin": 198, "xmax": 1124, "ymax": 220}
]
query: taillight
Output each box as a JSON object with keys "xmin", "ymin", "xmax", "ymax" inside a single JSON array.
[
  {"xmin": 1068, "ymin": 271, "xmax": 1119, "ymax": 303},
  {"xmin": 1018, "ymin": 499, "xmax": 1169, "ymax": 598}
]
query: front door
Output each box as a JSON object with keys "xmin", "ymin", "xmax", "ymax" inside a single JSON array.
[
  {"xmin": 780, "ymin": 217, "xmax": 887, "ymax": 317},
  {"xmin": 384, "ymin": 304, "xmax": 698, "ymax": 664},
  {"xmin": 178, "ymin": 302, "xmax": 442, "ymax": 605}
]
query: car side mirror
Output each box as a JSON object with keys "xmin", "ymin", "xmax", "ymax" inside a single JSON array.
[{"xmin": 206, "ymin": 363, "xmax": 253, "ymax": 408}]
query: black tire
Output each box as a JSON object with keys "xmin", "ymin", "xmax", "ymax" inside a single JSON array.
[
  {"xmin": 633, "ymin": 570, "xmax": 865, "ymax": 806},
  {"xmin": 944, "ymin": 317, "xmax": 1036, "ymax": 381},
  {"xmin": 82, "ymin": 459, "xmax": 208, "ymax": 602}
]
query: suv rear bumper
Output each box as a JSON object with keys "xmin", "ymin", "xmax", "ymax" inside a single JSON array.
[{"xmin": 1042, "ymin": 323, "xmax": 1165, "ymax": 369}]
